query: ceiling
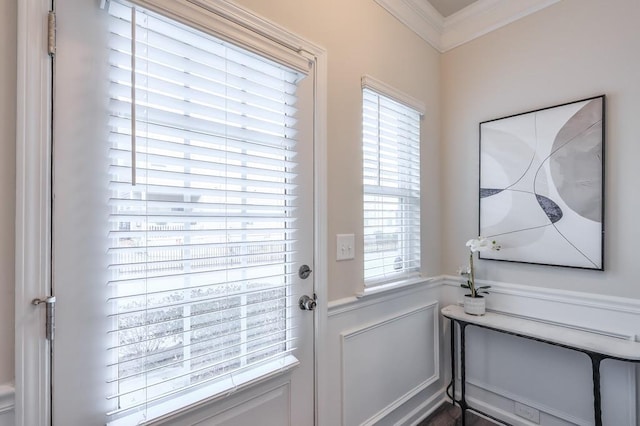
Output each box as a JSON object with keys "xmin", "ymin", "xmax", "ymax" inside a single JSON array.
[{"xmin": 428, "ymin": 0, "xmax": 478, "ymax": 17}]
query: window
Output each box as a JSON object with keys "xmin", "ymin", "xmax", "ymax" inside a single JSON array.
[
  {"xmin": 362, "ymin": 77, "xmax": 423, "ymax": 286},
  {"xmin": 105, "ymin": 2, "xmax": 305, "ymax": 422}
]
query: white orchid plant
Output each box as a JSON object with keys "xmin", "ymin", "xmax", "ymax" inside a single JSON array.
[{"xmin": 459, "ymin": 236, "xmax": 501, "ymax": 298}]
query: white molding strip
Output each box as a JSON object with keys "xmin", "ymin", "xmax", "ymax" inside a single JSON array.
[
  {"xmin": 358, "ymin": 276, "xmax": 435, "ymax": 298},
  {"xmin": 328, "ymin": 276, "xmax": 443, "ymax": 317},
  {"xmin": 374, "ymin": 0, "xmax": 443, "ymax": 51},
  {"xmin": 374, "ymin": 0, "xmax": 561, "ymax": 52},
  {"xmin": 441, "ymin": 275, "xmax": 640, "ymax": 315},
  {"xmin": 362, "ymin": 74, "xmax": 427, "ymax": 114},
  {"xmin": 0, "ymin": 384, "xmax": 15, "ymax": 415},
  {"xmin": 404, "ymin": 388, "xmax": 447, "ymax": 426}
]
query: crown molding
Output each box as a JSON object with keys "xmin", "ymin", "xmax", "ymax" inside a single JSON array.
[
  {"xmin": 374, "ymin": 0, "xmax": 444, "ymax": 51},
  {"xmin": 374, "ymin": 0, "xmax": 561, "ymax": 53}
]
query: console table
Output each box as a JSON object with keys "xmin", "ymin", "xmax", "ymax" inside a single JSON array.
[{"xmin": 441, "ymin": 305, "xmax": 640, "ymax": 426}]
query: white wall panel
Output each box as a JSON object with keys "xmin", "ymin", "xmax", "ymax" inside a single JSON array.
[
  {"xmin": 341, "ymin": 303, "xmax": 439, "ymax": 425},
  {"xmin": 326, "ymin": 281, "xmax": 447, "ymax": 426}
]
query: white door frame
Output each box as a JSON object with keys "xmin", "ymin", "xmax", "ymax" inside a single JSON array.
[{"xmin": 15, "ymin": 1, "xmax": 328, "ymax": 424}]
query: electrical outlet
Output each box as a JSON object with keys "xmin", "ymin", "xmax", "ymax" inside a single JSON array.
[{"xmin": 515, "ymin": 402, "xmax": 540, "ymax": 423}]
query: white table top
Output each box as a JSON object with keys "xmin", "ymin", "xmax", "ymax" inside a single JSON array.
[{"xmin": 441, "ymin": 305, "xmax": 640, "ymax": 362}]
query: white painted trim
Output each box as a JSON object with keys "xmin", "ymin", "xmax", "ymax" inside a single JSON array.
[
  {"xmin": 465, "ymin": 394, "xmax": 540, "ymax": 426},
  {"xmin": 373, "ymin": 0, "xmax": 443, "ymax": 51},
  {"xmin": 362, "ymin": 375, "xmax": 439, "ymax": 426},
  {"xmin": 307, "ymin": 29, "xmax": 329, "ymax": 426},
  {"xmin": 402, "ymin": 388, "xmax": 447, "ymax": 426},
  {"xmin": 373, "ymin": 0, "xmax": 561, "ymax": 52},
  {"xmin": 328, "ymin": 276, "xmax": 443, "ymax": 317},
  {"xmin": 15, "ymin": 1, "xmax": 53, "ymax": 426},
  {"xmin": 0, "ymin": 384, "xmax": 15, "ymax": 415},
  {"xmin": 362, "ymin": 74, "xmax": 426, "ymax": 115},
  {"xmin": 340, "ymin": 303, "xmax": 440, "ymax": 425},
  {"xmin": 441, "ymin": 275, "xmax": 640, "ymax": 315},
  {"xmin": 357, "ymin": 275, "xmax": 435, "ymax": 298}
]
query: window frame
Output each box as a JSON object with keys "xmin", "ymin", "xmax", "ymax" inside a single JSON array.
[{"xmin": 361, "ymin": 75, "xmax": 425, "ymax": 288}]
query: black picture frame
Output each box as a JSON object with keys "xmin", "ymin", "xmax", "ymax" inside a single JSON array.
[{"xmin": 478, "ymin": 95, "xmax": 605, "ymax": 270}]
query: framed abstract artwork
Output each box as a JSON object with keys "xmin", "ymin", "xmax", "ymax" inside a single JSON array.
[{"xmin": 479, "ymin": 95, "xmax": 605, "ymax": 270}]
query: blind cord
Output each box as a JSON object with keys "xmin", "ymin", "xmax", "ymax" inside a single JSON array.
[{"xmin": 130, "ymin": 6, "xmax": 137, "ymax": 186}]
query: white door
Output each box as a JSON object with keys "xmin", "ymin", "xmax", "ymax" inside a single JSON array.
[{"xmin": 51, "ymin": 1, "xmax": 316, "ymax": 424}]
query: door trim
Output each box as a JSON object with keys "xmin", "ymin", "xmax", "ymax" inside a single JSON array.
[
  {"xmin": 15, "ymin": 1, "xmax": 327, "ymax": 425},
  {"xmin": 15, "ymin": 0, "xmax": 53, "ymax": 425}
]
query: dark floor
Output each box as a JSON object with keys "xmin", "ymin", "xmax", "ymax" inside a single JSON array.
[{"xmin": 418, "ymin": 402, "xmax": 499, "ymax": 426}]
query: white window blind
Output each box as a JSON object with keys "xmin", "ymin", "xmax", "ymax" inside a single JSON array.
[
  {"xmin": 105, "ymin": 2, "xmax": 304, "ymax": 422},
  {"xmin": 362, "ymin": 86, "xmax": 421, "ymax": 285}
]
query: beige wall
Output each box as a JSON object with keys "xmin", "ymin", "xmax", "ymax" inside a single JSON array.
[
  {"xmin": 0, "ymin": 0, "xmax": 17, "ymax": 385},
  {"xmin": 441, "ymin": 0, "xmax": 640, "ymax": 298},
  {"xmin": 235, "ymin": 0, "xmax": 442, "ymax": 301}
]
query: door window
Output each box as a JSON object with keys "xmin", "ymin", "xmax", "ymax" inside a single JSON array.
[{"xmin": 105, "ymin": 2, "xmax": 304, "ymax": 422}]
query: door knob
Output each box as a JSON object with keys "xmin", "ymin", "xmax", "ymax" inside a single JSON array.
[{"xmin": 298, "ymin": 294, "xmax": 317, "ymax": 311}]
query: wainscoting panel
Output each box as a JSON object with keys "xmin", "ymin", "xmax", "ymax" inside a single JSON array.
[
  {"xmin": 0, "ymin": 383, "xmax": 14, "ymax": 426},
  {"xmin": 442, "ymin": 277, "xmax": 640, "ymax": 426},
  {"xmin": 194, "ymin": 383, "xmax": 291, "ymax": 426},
  {"xmin": 153, "ymin": 380, "xmax": 293, "ymax": 426},
  {"xmin": 323, "ymin": 280, "xmax": 446, "ymax": 426},
  {"xmin": 341, "ymin": 302, "xmax": 439, "ymax": 426}
]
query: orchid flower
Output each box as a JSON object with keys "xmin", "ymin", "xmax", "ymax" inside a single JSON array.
[{"xmin": 461, "ymin": 237, "xmax": 500, "ymax": 298}]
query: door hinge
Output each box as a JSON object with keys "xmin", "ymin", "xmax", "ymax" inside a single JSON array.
[
  {"xmin": 32, "ymin": 296, "xmax": 56, "ymax": 341},
  {"xmin": 47, "ymin": 10, "xmax": 56, "ymax": 57}
]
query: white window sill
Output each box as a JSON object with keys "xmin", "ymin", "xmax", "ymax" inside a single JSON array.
[
  {"xmin": 108, "ymin": 355, "xmax": 299, "ymax": 426},
  {"xmin": 357, "ymin": 276, "xmax": 434, "ymax": 299}
]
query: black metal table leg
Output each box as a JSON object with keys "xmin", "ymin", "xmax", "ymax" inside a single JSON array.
[
  {"xmin": 450, "ymin": 318, "xmax": 456, "ymax": 406},
  {"xmin": 590, "ymin": 354, "xmax": 603, "ymax": 426},
  {"xmin": 460, "ymin": 322, "xmax": 467, "ymax": 426}
]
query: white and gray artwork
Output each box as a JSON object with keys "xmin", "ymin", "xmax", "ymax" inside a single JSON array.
[{"xmin": 479, "ymin": 96, "xmax": 604, "ymax": 269}]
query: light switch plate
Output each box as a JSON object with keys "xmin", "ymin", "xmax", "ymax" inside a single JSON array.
[{"xmin": 336, "ymin": 234, "xmax": 355, "ymax": 261}]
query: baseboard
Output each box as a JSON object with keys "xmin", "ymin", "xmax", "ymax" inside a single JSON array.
[
  {"xmin": 402, "ymin": 388, "xmax": 448, "ymax": 426},
  {"xmin": 466, "ymin": 379, "xmax": 590, "ymax": 425}
]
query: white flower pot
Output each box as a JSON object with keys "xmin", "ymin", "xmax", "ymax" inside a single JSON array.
[{"xmin": 464, "ymin": 295, "xmax": 486, "ymax": 316}]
